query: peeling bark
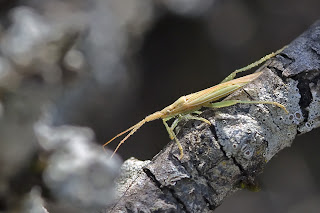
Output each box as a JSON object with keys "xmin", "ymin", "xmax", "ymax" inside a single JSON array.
[{"xmin": 104, "ymin": 20, "xmax": 320, "ymax": 213}]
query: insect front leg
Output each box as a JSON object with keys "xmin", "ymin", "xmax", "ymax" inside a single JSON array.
[
  {"xmin": 162, "ymin": 117, "xmax": 184, "ymax": 159},
  {"xmin": 169, "ymin": 115, "xmax": 183, "ymax": 131},
  {"xmin": 162, "ymin": 113, "xmax": 212, "ymax": 159}
]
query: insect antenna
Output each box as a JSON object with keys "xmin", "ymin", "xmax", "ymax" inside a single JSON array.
[
  {"xmin": 109, "ymin": 119, "xmax": 146, "ymax": 158},
  {"xmin": 104, "ymin": 111, "xmax": 164, "ymax": 158},
  {"xmin": 102, "ymin": 124, "xmax": 138, "ymax": 149}
]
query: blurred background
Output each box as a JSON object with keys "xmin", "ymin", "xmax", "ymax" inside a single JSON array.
[{"xmin": 0, "ymin": 0, "xmax": 319, "ymax": 212}]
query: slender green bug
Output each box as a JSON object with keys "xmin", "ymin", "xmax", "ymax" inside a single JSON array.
[{"xmin": 104, "ymin": 47, "xmax": 288, "ymax": 159}]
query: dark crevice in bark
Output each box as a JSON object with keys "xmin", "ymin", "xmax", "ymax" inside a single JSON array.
[
  {"xmin": 297, "ymin": 80, "xmax": 312, "ymax": 121},
  {"xmin": 208, "ymin": 123, "xmax": 218, "ymax": 141},
  {"xmin": 231, "ymin": 156, "xmax": 245, "ymax": 174},
  {"xmin": 208, "ymin": 122, "xmax": 245, "ymax": 175},
  {"xmin": 292, "ymin": 72, "xmax": 313, "ymax": 122},
  {"xmin": 143, "ymin": 168, "xmax": 189, "ymax": 213},
  {"xmin": 190, "ymin": 155, "xmax": 220, "ymax": 207},
  {"xmin": 202, "ymin": 196, "xmax": 216, "ymax": 211},
  {"xmin": 208, "ymin": 121, "xmax": 250, "ymax": 192},
  {"xmin": 268, "ymin": 66, "xmax": 287, "ymax": 82},
  {"xmin": 278, "ymin": 52, "xmax": 295, "ymax": 69},
  {"xmin": 183, "ymin": 162, "xmax": 219, "ymax": 211},
  {"xmin": 143, "ymin": 168, "xmax": 162, "ymax": 188},
  {"xmin": 310, "ymin": 46, "xmax": 320, "ymax": 58}
]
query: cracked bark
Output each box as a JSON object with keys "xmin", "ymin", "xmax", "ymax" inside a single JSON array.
[{"xmin": 103, "ymin": 20, "xmax": 320, "ymax": 213}]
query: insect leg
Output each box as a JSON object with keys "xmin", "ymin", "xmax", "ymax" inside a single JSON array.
[
  {"xmin": 170, "ymin": 116, "xmax": 183, "ymax": 130},
  {"xmin": 208, "ymin": 100, "xmax": 288, "ymax": 113},
  {"xmin": 192, "ymin": 110, "xmax": 202, "ymax": 115},
  {"xmin": 221, "ymin": 46, "xmax": 286, "ymax": 83},
  {"xmin": 163, "ymin": 113, "xmax": 211, "ymax": 159},
  {"xmin": 162, "ymin": 118, "xmax": 184, "ymax": 159},
  {"xmin": 170, "ymin": 114, "xmax": 210, "ymax": 135},
  {"xmin": 182, "ymin": 114, "xmax": 211, "ymax": 125}
]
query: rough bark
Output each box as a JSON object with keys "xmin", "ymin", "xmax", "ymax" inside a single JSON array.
[{"xmin": 103, "ymin": 20, "xmax": 320, "ymax": 213}]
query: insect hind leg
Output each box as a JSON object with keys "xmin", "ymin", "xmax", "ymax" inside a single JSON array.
[{"xmin": 208, "ymin": 100, "xmax": 288, "ymax": 113}]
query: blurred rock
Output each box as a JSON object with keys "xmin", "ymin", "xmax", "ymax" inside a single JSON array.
[
  {"xmin": 0, "ymin": 6, "xmax": 83, "ymax": 84},
  {"xmin": 0, "ymin": 57, "xmax": 21, "ymax": 90},
  {"xmin": 160, "ymin": 0, "xmax": 215, "ymax": 16},
  {"xmin": 63, "ymin": 49, "xmax": 85, "ymax": 72},
  {"xmin": 34, "ymin": 115, "xmax": 122, "ymax": 211},
  {"xmin": 22, "ymin": 187, "xmax": 49, "ymax": 213},
  {"xmin": 1, "ymin": 6, "xmax": 52, "ymax": 68}
]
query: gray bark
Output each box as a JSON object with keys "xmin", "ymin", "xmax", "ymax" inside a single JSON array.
[{"xmin": 104, "ymin": 20, "xmax": 320, "ymax": 213}]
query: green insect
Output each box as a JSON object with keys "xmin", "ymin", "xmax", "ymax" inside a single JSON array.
[{"xmin": 104, "ymin": 47, "xmax": 288, "ymax": 159}]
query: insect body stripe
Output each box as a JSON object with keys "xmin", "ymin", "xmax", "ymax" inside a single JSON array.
[
  {"xmin": 185, "ymin": 72, "xmax": 262, "ymax": 107},
  {"xmin": 185, "ymin": 84, "xmax": 243, "ymax": 107}
]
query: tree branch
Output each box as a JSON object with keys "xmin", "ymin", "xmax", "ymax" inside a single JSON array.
[{"xmin": 104, "ymin": 20, "xmax": 320, "ymax": 213}]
